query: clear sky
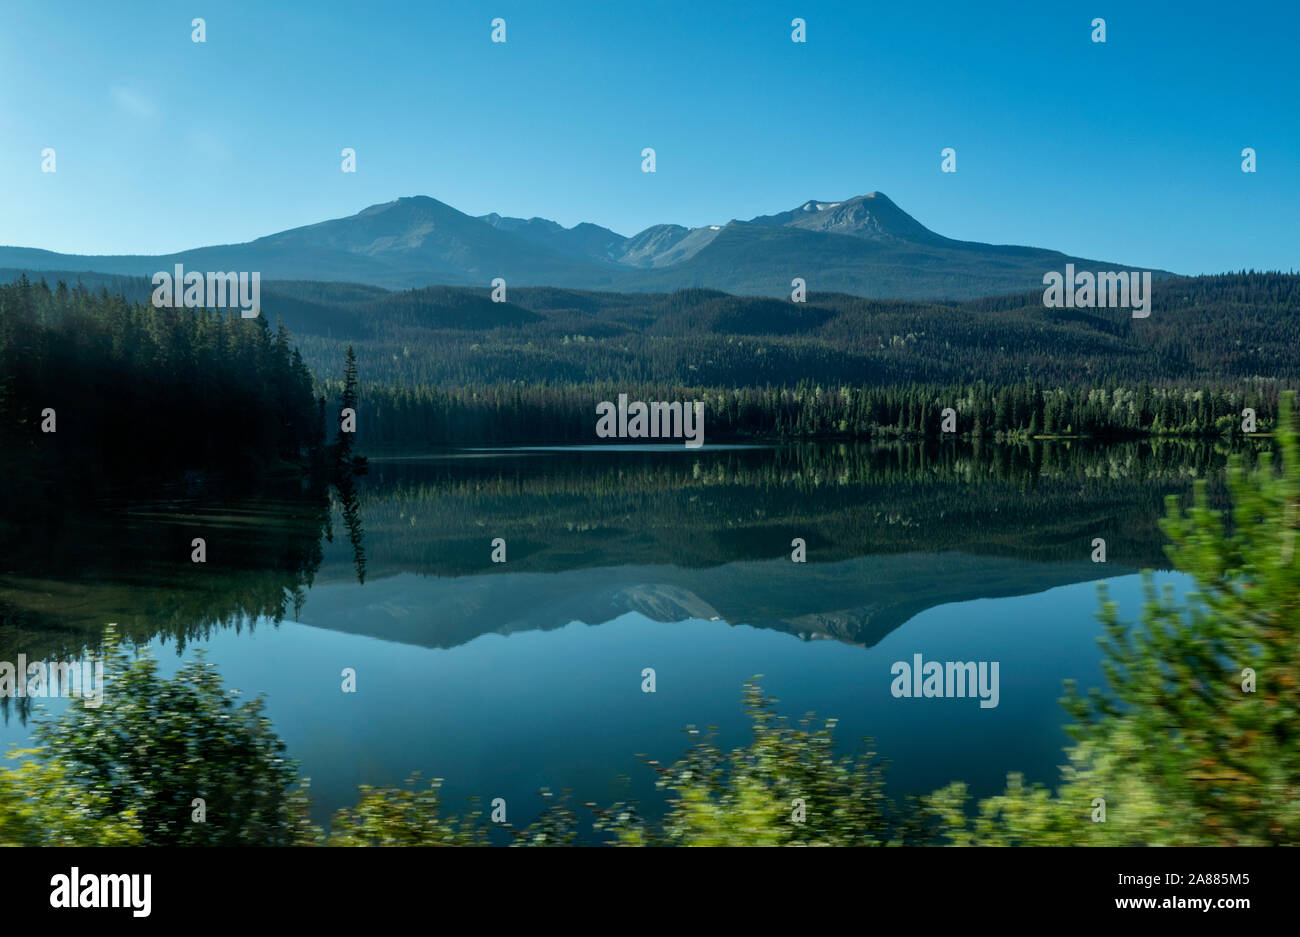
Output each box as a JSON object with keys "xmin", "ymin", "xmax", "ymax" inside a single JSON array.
[{"xmin": 1, "ymin": 0, "xmax": 1296, "ymax": 274}]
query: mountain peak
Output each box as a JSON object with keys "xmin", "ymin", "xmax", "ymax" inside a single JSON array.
[
  {"xmin": 800, "ymin": 200, "xmax": 843, "ymax": 213},
  {"xmin": 829, "ymin": 193, "xmax": 941, "ymax": 241},
  {"xmin": 742, "ymin": 191, "xmax": 936, "ymax": 242},
  {"xmin": 358, "ymin": 194, "xmax": 458, "ymax": 219}
]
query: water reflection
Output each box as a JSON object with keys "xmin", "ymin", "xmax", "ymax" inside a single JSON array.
[
  {"xmin": 0, "ymin": 438, "xmax": 1235, "ymax": 665},
  {"xmin": 0, "ymin": 439, "xmax": 1225, "ymax": 821}
]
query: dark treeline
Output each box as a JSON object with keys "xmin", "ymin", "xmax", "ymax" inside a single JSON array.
[
  {"xmin": 339, "ymin": 378, "xmax": 1287, "ymax": 447},
  {"xmin": 0, "ymin": 275, "xmax": 324, "ymax": 498}
]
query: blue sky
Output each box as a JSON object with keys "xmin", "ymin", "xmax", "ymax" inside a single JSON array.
[{"xmin": 1, "ymin": 0, "xmax": 1296, "ymax": 274}]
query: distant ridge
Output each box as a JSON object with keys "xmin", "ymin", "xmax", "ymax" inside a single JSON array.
[{"xmin": 0, "ymin": 192, "xmax": 1172, "ymax": 300}]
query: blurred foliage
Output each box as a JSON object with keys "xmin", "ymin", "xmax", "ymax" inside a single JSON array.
[
  {"xmin": 0, "ymin": 628, "xmax": 316, "ymax": 846},
  {"xmin": 932, "ymin": 391, "xmax": 1300, "ymax": 845},
  {"xmin": 0, "ymin": 749, "xmax": 141, "ymax": 846},
  {"xmin": 591, "ymin": 681, "xmax": 910, "ymax": 846},
  {"xmin": 323, "ymin": 776, "xmax": 484, "ymax": 846}
]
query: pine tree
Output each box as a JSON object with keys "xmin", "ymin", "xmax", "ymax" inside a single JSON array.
[{"xmin": 333, "ymin": 346, "xmax": 365, "ymax": 477}]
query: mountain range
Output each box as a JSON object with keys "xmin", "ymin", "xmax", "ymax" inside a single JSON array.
[{"xmin": 0, "ymin": 192, "xmax": 1163, "ymax": 300}]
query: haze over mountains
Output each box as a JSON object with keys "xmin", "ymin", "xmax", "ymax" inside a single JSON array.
[{"xmin": 0, "ymin": 192, "xmax": 1162, "ymax": 301}]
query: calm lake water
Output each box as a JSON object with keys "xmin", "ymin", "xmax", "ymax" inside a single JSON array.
[{"xmin": 0, "ymin": 440, "xmax": 1221, "ymax": 831}]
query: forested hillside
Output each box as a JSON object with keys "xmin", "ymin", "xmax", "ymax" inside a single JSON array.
[
  {"xmin": 3, "ymin": 270, "xmax": 1296, "ymax": 452},
  {"xmin": 7, "ymin": 270, "xmax": 1296, "ymax": 389},
  {"xmin": 282, "ymin": 272, "xmax": 1300, "ymax": 388}
]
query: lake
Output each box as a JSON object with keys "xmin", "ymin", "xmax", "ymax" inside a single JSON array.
[{"xmin": 0, "ymin": 439, "xmax": 1222, "ymax": 833}]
